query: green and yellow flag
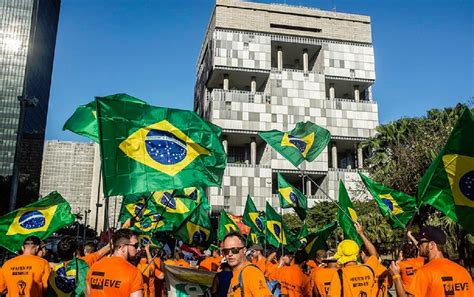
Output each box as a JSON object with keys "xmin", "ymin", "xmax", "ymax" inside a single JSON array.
[
  {"xmin": 359, "ymin": 173, "xmax": 416, "ymax": 229},
  {"xmin": 418, "ymin": 107, "xmax": 474, "ymax": 234},
  {"xmin": 218, "ymin": 210, "xmax": 240, "ymax": 241},
  {"xmin": 63, "ymin": 94, "xmax": 146, "ymax": 142},
  {"xmin": 338, "ymin": 181, "xmax": 362, "ymax": 246},
  {"xmin": 304, "ymin": 222, "xmax": 337, "ymax": 259},
  {"xmin": 46, "ymin": 256, "xmax": 89, "ymax": 297},
  {"xmin": 242, "ymin": 195, "xmax": 266, "ymax": 234},
  {"xmin": 297, "ymin": 224, "xmax": 309, "ymax": 247},
  {"xmin": 119, "ymin": 189, "xmax": 201, "ymax": 233},
  {"xmin": 277, "ymin": 173, "xmax": 308, "ymax": 220},
  {"xmin": 258, "ymin": 121, "xmax": 331, "ymax": 167},
  {"xmin": 265, "ymin": 202, "xmax": 298, "ymax": 251},
  {"xmin": 247, "ymin": 226, "xmax": 265, "ymax": 246},
  {"xmin": 0, "ymin": 192, "xmax": 75, "ymax": 253},
  {"xmin": 175, "ymin": 200, "xmax": 213, "ymax": 247},
  {"xmin": 95, "ymin": 94, "xmax": 227, "ymax": 197}
]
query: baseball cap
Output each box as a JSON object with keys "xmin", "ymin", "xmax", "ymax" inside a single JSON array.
[
  {"xmin": 250, "ymin": 244, "xmax": 263, "ymax": 251},
  {"xmin": 413, "ymin": 226, "xmax": 446, "ymax": 245},
  {"xmin": 334, "ymin": 240, "xmax": 359, "ymax": 265},
  {"xmin": 23, "ymin": 236, "xmax": 42, "ymax": 246}
]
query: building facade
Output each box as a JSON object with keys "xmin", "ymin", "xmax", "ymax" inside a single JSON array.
[
  {"xmin": 40, "ymin": 141, "xmax": 119, "ymax": 232},
  {"xmin": 194, "ymin": 0, "xmax": 379, "ymax": 214},
  {"xmin": 0, "ymin": 0, "xmax": 61, "ymax": 210}
]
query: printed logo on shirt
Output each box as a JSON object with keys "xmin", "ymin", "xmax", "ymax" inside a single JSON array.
[
  {"xmin": 17, "ymin": 280, "xmax": 26, "ymax": 297},
  {"xmin": 90, "ymin": 271, "xmax": 123, "ymax": 290},
  {"xmin": 441, "ymin": 276, "xmax": 470, "ymax": 296}
]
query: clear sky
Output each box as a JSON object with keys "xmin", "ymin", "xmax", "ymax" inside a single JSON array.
[{"xmin": 46, "ymin": 0, "xmax": 473, "ymax": 141}]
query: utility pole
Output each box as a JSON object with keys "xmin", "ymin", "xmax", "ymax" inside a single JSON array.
[{"xmin": 83, "ymin": 209, "xmax": 91, "ymax": 244}]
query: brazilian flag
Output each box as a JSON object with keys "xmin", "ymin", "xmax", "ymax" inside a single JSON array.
[
  {"xmin": 265, "ymin": 202, "xmax": 299, "ymax": 251},
  {"xmin": 138, "ymin": 233, "xmax": 162, "ymax": 248},
  {"xmin": 174, "ymin": 200, "xmax": 213, "ymax": 247},
  {"xmin": 0, "ymin": 192, "xmax": 75, "ymax": 253},
  {"xmin": 174, "ymin": 186, "xmax": 207, "ymax": 204},
  {"xmin": 217, "ymin": 210, "xmax": 240, "ymax": 241},
  {"xmin": 297, "ymin": 224, "xmax": 309, "ymax": 247},
  {"xmin": 277, "ymin": 173, "xmax": 308, "ymax": 220},
  {"xmin": 359, "ymin": 173, "xmax": 417, "ymax": 229},
  {"xmin": 247, "ymin": 226, "xmax": 265, "ymax": 246},
  {"xmin": 63, "ymin": 94, "xmax": 146, "ymax": 143},
  {"xmin": 95, "ymin": 94, "xmax": 227, "ymax": 197},
  {"xmin": 304, "ymin": 222, "xmax": 337, "ymax": 259},
  {"xmin": 119, "ymin": 191, "xmax": 198, "ymax": 233},
  {"xmin": 46, "ymin": 257, "xmax": 89, "ymax": 297},
  {"xmin": 418, "ymin": 107, "xmax": 474, "ymax": 234},
  {"xmin": 258, "ymin": 121, "xmax": 331, "ymax": 167},
  {"xmin": 338, "ymin": 181, "xmax": 362, "ymax": 246},
  {"xmin": 242, "ymin": 195, "xmax": 266, "ymax": 234}
]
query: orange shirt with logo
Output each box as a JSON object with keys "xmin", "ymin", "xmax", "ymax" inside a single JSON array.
[
  {"xmin": 277, "ymin": 264, "xmax": 311, "ymax": 297},
  {"xmin": 227, "ymin": 262, "xmax": 272, "ymax": 297},
  {"xmin": 406, "ymin": 258, "xmax": 472, "ymax": 297},
  {"xmin": 311, "ymin": 267, "xmax": 337, "ymax": 296},
  {"xmin": 86, "ymin": 256, "xmax": 143, "ymax": 297},
  {"xmin": 327, "ymin": 264, "xmax": 376, "ymax": 297},
  {"xmin": 365, "ymin": 255, "xmax": 392, "ymax": 297},
  {"xmin": 0, "ymin": 254, "xmax": 50, "ymax": 297},
  {"xmin": 399, "ymin": 256, "xmax": 424, "ymax": 288}
]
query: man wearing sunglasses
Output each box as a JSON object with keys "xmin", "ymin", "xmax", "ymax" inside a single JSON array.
[
  {"xmin": 389, "ymin": 226, "xmax": 472, "ymax": 297},
  {"xmin": 86, "ymin": 229, "xmax": 144, "ymax": 297},
  {"xmin": 222, "ymin": 232, "xmax": 272, "ymax": 297}
]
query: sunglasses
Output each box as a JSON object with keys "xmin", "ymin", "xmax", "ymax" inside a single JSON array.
[
  {"xmin": 221, "ymin": 246, "xmax": 245, "ymax": 256},
  {"xmin": 125, "ymin": 242, "xmax": 140, "ymax": 249}
]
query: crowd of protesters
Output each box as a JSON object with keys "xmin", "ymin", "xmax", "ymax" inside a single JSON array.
[{"xmin": 0, "ymin": 222, "xmax": 472, "ymax": 296}]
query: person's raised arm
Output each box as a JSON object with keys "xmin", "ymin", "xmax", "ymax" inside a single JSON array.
[
  {"xmin": 355, "ymin": 222, "xmax": 378, "ymax": 257},
  {"xmin": 389, "ymin": 261, "xmax": 411, "ymax": 297},
  {"xmin": 407, "ymin": 230, "xmax": 418, "ymax": 246}
]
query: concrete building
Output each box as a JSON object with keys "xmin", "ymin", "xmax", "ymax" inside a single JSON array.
[
  {"xmin": 40, "ymin": 141, "xmax": 120, "ymax": 232},
  {"xmin": 0, "ymin": 0, "xmax": 61, "ymax": 210},
  {"xmin": 194, "ymin": 0, "xmax": 378, "ymax": 214}
]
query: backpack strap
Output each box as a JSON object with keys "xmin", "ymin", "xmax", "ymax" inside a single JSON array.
[
  {"xmin": 337, "ymin": 269, "xmax": 344, "ymax": 297},
  {"xmin": 238, "ymin": 264, "xmax": 261, "ymax": 297}
]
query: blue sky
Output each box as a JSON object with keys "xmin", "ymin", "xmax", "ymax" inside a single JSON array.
[{"xmin": 46, "ymin": 0, "xmax": 473, "ymax": 141}]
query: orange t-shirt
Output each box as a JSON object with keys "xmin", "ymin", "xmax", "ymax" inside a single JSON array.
[
  {"xmin": 277, "ymin": 264, "xmax": 311, "ymax": 297},
  {"xmin": 327, "ymin": 264, "xmax": 376, "ymax": 297},
  {"xmin": 165, "ymin": 258, "xmax": 190, "ymax": 267},
  {"xmin": 255, "ymin": 257, "xmax": 266, "ymax": 273},
  {"xmin": 0, "ymin": 254, "xmax": 50, "ymax": 297},
  {"xmin": 311, "ymin": 267, "xmax": 337, "ymax": 296},
  {"xmin": 406, "ymin": 258, "xmax": 472, "ymax": 297},
  {"xmin": 137, "ymin": 258, "xmax": 154, "ymax": 297},
  {"xmin": 227, "ymin": 262, "xmax": 272, "ymax": 297},
  {"xmin": 80, "ymin": 251, "xmax": 101, "ymax": 268},
  {"xmin": 307, "ymin": 260, "xmax": 319, "ymax": 270},
  {"xmin": 399, "ymin": 256, "xmax": 424, "ymax": 288},
  {"xmin": 153, "ymin": 258, "xmax": 164, "ymax": 297},
  {"xmin": 199, "ymin": 257, "xmax": 215, "ymax": 271},
  {"xmin": 365, "ymin": 255, "xmax": 392, "ymax": 297},
  {"xmin": 87, "ymin": 256, "xmax": 143, "ymax": 297},
  {"xmin": 265, "ymin": 262, "xmax": 279, "ymax": 281}
]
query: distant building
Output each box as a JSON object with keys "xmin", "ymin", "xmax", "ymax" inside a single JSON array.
[
  {"xmin": 40, "ymin": 141, "xmax": 120, "ymax": 232},
  {"xmin": 0, "ymin": 0, "xmax": 61, "ymax": 209},
  {"xmin": 194, "ymin": 0, "xmax": 379, "ymax": 214}
]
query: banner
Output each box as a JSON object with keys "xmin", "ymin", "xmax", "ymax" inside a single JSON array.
[{"xmin": 165, "ymin": 265, "xmax": 216, "ymax": 296}]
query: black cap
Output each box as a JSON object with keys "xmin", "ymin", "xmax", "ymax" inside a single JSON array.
[
  {"xmin": 414, "ymin": 226, "xmax": 446, "ymax": 245},
  {"xmin": 23, "ymin": 236, "xmax": 42, "ymax": 246}
]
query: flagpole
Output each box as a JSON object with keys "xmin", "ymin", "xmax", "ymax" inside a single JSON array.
[
  {"xmin": 94, "ymin": 164, "xmax": 102, "ymax": 232},
  {"xmin": 295, "ymin": 166, "xmax": 355, "ymax": 224},
  {"xmin": 279, "ymin": 205, "xmax": 284, "ymax": 256}
]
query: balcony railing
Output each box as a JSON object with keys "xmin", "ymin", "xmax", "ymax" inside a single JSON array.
[{"xmin": 210, "ymin": 89, "xmax": 270, "ymax": 104}]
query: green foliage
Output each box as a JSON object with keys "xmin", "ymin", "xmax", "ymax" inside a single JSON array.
[{"xmin": 361, "ymin": 104, "xmax": 467, "ymax": 196}]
